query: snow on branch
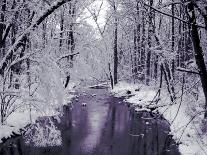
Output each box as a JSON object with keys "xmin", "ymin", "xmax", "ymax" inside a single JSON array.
[
  {"xmin": 0, "ymin": 0, "xmax": 70, "ymax": 71},
  {"xmin": 156, "ymin": 1, "xmax": 185, "ymax": 9},
  {"xmin": 143, "ymin": 2, "xmax": 206, "ymax": 29},
  {"xmin": 56, "ymin": 52, "xmax": 80, "ymax": 62},
  {"xmin": 176, "ymin": 67, "xmax": 200, "ymax": 75},
  {"xmin": 0, "ymin": 23, "xmax": 12, "ymax": 48},
  {"xmin": 35, "ymin": 0, "xmax": 70, "ymax": 26}
]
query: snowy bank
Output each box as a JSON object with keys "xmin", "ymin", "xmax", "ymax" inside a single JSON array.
[
  {"xmin": 0, "ymin": 111, "xmax": 35, "ymax": 143},
  {"xmin": 111, "ymin": 81, "xmax": 207, "ymax": 155},
  {"xmin": 0, "ymin": 82, "xmax": 76, "ymax": 144}
]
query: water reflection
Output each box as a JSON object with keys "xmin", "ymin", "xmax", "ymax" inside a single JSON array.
[
  {"xmin": 94, "ymin": 98, "xmax": 180, "ymax": 155},
  {"xmin": 0, "ymin": 89, "xmax": 180, "ymax": 155}
]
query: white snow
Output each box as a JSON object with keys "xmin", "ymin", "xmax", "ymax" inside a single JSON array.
[
  {"xmin": 111, "ymin": 81, "xmax": 207, "ymax": 155},
  {"xmin": 0, "ymin": 81, "xmax": 75, "ymax": 144},
  {"xmin": 0, "ymin": 126, "xmax": 20, "ymax": 142},
  {"xmin": 0, "ymin": 110, "xmax": 38, "ymax": 143}
]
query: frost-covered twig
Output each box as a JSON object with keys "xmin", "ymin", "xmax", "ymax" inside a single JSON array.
[
  {"xmin": 171, "ymin": 75, "xmax": 185, "ymax": 125},
  {"xmin": 143, "ymin": 2, "xmax": 206, "ymax": 29},
  {"xmin": 177, "ymin": 111, "xmax": 205, "ymax": 142},
  {"xmin": 0, "ymin": 0, "xmax": 70, "ymax": 71}
]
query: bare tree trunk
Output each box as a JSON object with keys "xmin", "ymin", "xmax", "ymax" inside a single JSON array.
[
  {"xmin": 67, "ymin": 1, "xmax": 75, "ymax": 55},
  {"xmin": 0, "ymin": 0, "xmax": 6, "ymax": 48},
  {"xmin": 154, "ymin": 56, "xmax": 158, "ymax": 80},
  {"xmin": 171, "ymin": 0, "xmax": 175, "ymax": 76},
  {"xmin": 139, "ymin": 9, "xmax": 146, "ymax": 82},
  {"xmin": 59, "ymin": 9, "xmax": 64, "ymax": 51},
  {"xmin": 0, "ymin": 0, "xmax": 6, "ymax": 77},
  {"xmin": 188, "ymin": 2, "xmax": 207, "ymax": 118},
  {"xmin": 109, "ymin": 63, "xmax": 114, "ymax": 89},
  {"xmin": 65, "ymin": 1, "xmax": 76, "ymax": 88},
  {"xmin": 133, "ymin": 28, "xmax": 138, "ymax": 80},
  {"xmin": 146, "ymin": 0, "xmax": 153, "ymax": 85},
  {"xmin": 133, "ymin": 1, "xmax": 141, "ymax": 82},
  {"xmin": 42, "ymin": 1, "xmax": 47, "ymax": 48},
  {"xmin": 113, "ymin": 9, "xmax": 118, "ymax": 85}
]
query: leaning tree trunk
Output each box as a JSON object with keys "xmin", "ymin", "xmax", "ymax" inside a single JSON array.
[
  {"xmin": 0, "ymin": 0, "xmax": 6, "ymax": 48},
  {"xmin": 188, "ymin": 2, "xmax": 207, "ymax": 118},
  {"xmin": 0, "ymin": 0, "xmax": 6, "ymax": 76}
]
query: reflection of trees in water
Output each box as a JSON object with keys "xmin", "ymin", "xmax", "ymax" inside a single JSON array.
[
  {"xmin": 60, "ymin": 105, "xmax": 72, "ymax": 155},
  {"xmin": 0, "ymin": 93, "xmax": 180, "ymax": 155},
  {"xmin": 94, "ymin": 99, "xmax": 180, "ymax": 155},
  {"xmin": 0, "ymin": 138, "xmax": 23, "ymax": 155}
]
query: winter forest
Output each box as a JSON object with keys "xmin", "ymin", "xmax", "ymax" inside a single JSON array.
[{"xmin": 1, "ymin": 0, "xmax": 207, "ymax": 154}]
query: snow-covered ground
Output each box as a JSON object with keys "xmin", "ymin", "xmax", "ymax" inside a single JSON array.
[
  {"xmin": 111, "ymin": 81, "xmax": 207, "ymax": 155},
  {"xmin": 0, "ymin": 110, "xmax": 38, "ymax": 143},
  {"xmin": 0, "ymin": 82, "xmax": 76, "ymax": 144}
]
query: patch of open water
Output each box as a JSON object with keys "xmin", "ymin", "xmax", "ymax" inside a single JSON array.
[{"xmin": 0, "ymin": 88, "xmax": 180, "ymax": 155}]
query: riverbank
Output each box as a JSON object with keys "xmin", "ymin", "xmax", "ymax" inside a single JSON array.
[
  {"xmin": 0, "ymin": 87, "xmax": 180, "ymax": 155},
  {"xmin": 0, "ymin": 83, "xmax": 76, "ymax": 144},
  {"xmin": 111, "ymin": 81, "xmax": 207, "ymax": 155},
  {"xmin": 0, "ymin": 111, "xmax": 37, "ymax": 143}
]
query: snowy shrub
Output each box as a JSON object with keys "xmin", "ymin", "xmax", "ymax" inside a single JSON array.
[{"xmin": 24, "ymin": 117, "xmax": 62, "ymax": 147}]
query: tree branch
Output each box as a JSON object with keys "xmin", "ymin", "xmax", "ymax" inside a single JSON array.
[
  {"xmin": 0, "ymin": 0, "xmax": 70, "ymax": 71},
  {"xmin": 176, "ymin": 67, "xmax": 200, "ymax": 75},
  {"xmin": 56, "ymin": 52, "xmax": 79, "ymax": 62},
  {"xmin": 0, "ymin": 23, "xmax": 12, "ymax": 48},
  {"xmin": 143, "ymin": 2, "xmax": 206, "ymax": 29}
]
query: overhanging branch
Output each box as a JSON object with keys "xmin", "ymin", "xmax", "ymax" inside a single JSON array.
[
  {"xmin": 143, "ymin": 2, "xmax": 206, "ymax": 29},
  {"xmin": 0, "ymin": 0, "xmax": 70, "ymax": 71}
]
